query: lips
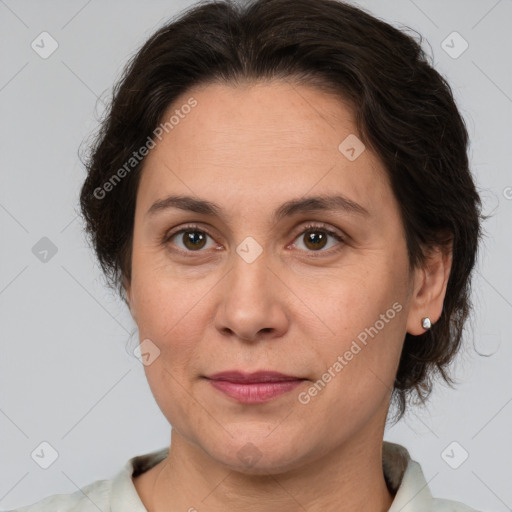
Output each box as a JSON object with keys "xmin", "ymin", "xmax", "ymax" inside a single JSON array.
[
  {"xmin": 205, "ymin": 371, "xmax": 306, "ymax": 403},
  {"xmin": 207, "ymin": 370, "xmax": 304, "ymax": 383}
]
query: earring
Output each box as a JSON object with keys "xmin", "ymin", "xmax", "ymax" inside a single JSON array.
[{"xmin": 421, "ymin": 317, "xmax": 432, "ymax": 330}]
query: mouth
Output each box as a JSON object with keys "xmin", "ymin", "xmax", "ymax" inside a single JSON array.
[{"xmin": 204, "ymin": 371, "xmax": 307, "ymax": 403}]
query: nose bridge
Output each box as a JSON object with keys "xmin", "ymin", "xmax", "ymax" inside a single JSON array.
[
  {"xmin": 228, "ymin": 239, "xmax": 273, "ymax": 306},
  {"xmin": 214, "ymin": 239, "xmax": 287, "ymax": 341}
]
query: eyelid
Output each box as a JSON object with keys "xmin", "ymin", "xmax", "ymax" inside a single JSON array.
[{"xmin": 290, "ymin": 221, "xmax": 345, "ymax": 241}]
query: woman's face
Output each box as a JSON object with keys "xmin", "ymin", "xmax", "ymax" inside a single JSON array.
[{"xmin": 125, "ymin": 80, "xmax": 425, "ymax": 473}]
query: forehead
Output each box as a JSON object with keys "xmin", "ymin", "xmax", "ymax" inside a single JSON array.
[{"xmin": 137, "ymin": 80, "xmax": 392, "ymax": 217}]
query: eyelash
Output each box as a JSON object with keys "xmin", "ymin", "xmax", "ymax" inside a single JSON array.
[{"xmin": 162, "ymin": 222, "xmax": 345, "ymax": 258}]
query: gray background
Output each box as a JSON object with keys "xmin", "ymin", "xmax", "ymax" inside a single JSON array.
[{"xmin": 0, "ymin": 0, "xmax": 511, "ymax": 510}]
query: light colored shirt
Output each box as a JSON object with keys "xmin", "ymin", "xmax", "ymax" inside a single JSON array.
[{"xmin": 10, "ymin": 441, "xmax": 479, "ymax": 511}]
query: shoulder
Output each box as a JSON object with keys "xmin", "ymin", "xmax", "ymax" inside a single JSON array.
[
  {"xmin": 8, "ymin": 478, "xmax": 112, "ymax": 512},
  {"xmin": 431, "ymin": 497, "xmax": 481, "ymax": 512},
  {"xmin": 8, "ymin": 447, "xmax": 168, "ymax": 512}
]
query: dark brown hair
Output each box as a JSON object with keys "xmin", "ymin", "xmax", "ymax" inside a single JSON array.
[{"xmin": 79, "ymin": 0, "xmax": 484, "ymax": 422}]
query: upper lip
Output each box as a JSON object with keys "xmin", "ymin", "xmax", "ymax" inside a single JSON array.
[{"xmin": 206, "ymin": 371, "xmax": 304, "ymax": 383}]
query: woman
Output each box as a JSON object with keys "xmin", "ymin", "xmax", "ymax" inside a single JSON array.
[{"xmin": 14, "ymin": 0, "xmax": 483, "ymax": 510}]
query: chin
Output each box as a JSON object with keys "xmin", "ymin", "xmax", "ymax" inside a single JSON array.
[{"xmin": 202, "ymin": 434, "xmax": 313, "ymax": 476}]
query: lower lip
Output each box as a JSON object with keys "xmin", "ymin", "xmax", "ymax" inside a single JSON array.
[{"xmin": 207, "ymin": 379, "xmax": 304, "ymax": 403}]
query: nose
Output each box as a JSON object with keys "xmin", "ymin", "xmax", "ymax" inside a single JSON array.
[{"xmin": 213, "ymin": 247, "xmax": 289, "ymax": 343}]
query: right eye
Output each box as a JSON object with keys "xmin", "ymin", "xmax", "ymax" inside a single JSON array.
[{"xmin": 164, "ymin": 225, "xmax": 219, "ymax": 254}]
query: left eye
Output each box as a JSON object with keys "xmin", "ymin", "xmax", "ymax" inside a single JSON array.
[{"xmin": 292, "ymin": 226, "xmax": 344, "ymax": 252}]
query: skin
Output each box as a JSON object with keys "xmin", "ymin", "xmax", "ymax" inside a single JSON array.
[{"xmin": 125, "ymin": 80, "xmax": 452, "ymax": 512}]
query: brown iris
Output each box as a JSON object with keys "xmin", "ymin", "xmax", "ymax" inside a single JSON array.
[
  {"xmin": 303, "ymin": 230, "xmax": 328, "ymax": 251},
  {"xmin": 182, "ymin": 230, "xmax": 207, "ymax": 250}
]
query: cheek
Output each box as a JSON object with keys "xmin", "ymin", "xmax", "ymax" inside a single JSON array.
[
  {"xmin": 130, "ymin": 263, "xmax": 221, "ymax": 384},
  {"xmin": 132, "ymin": 272, "xmax": 209, "ymax": 427},
  {"xmin": 314, "ymin": 257, "xmax": 409, "ymax": 382},
  {"xmin": 321, "ymin": 260, "xmax": 405, "ymax": 331},
  {"xmin": 301, "ymin": 292, "xmax": 405, "ymax": 435},
  {"xmin": 131, "ymin": 255, "xmax": 206, "ymax": 337}
]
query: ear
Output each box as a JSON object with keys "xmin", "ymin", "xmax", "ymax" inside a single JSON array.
[{"xmin": 406, "ymin": 240, "xmax": 453, "ymax": 335}]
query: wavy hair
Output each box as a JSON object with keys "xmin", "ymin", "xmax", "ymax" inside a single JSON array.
[{"xmin": 79, "ymin": 0, "xmax": 484, "ymax": 422}]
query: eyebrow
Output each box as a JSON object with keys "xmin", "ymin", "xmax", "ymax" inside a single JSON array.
[{"xmin": 146, "ymin": 194, "xmax": 370, "ymax": 221}]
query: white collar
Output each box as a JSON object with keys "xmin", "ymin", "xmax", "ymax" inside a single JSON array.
[{"xmin": 383, "ymin": 442, "xmax": 433, "ymax": 511}]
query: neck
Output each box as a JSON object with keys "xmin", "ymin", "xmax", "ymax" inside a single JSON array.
[{"xmin": 135, "ymin": 429, "xmax": 395, "ymax": 512}]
